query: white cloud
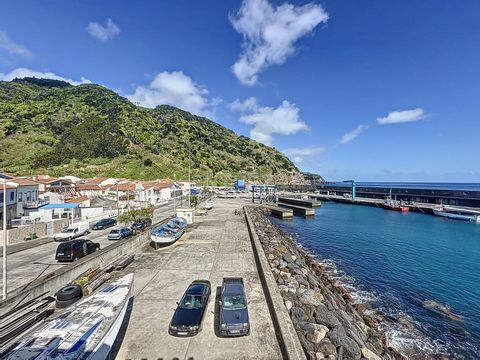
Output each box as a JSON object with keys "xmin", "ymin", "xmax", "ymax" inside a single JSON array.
[
  {"xmin": 377, "ymin": 108, "xmax": 427, "ymax": 125},
  {"xmin": 126, "ymin": 71, "xmax": 218, "ymax": 116},
  {"xmin": 283, "ymin": 146, "xmax": 325, "ymax": 163},
  {"xmin": 0, "ymin": 68, "xmax": 91, "ymax": 85},
  {"xmin": 230, "ymin": 0, "xmax": 328, "ymax": 86},
  {"xmin": 86, "ymin": 18, "xmax": 120, "ymax": 42},
  {"xmin": 340, "ymin": 124, "xmax": 368, "ymax": 144},
  {"xmin": 0, "ymin": 31, "xmax": 32, "ymax": 58},
  {"xmin": 231, "ymin": 97, "xmax": 308, "ymax": 145}
]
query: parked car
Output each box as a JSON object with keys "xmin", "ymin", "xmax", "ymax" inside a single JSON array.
[
  {"xmin": 108, "ymin": 227, "xmax": 133, "ymax": 240},
  {"xmin": 131, "ymin": 218, "xmax": 152, "ymax": 231},
  {"xmin": 169, "ymin": 280, "xmax": 211, "ymax": 336},
  {"xmin": 55, "ymin": 239, "xmax": 100, "ymax": 262},
  {"xmin": 53, "ymin": 222, "xmax": 90, "ymax": 242},
  {"xmin": 219, "ymin": 278, "xmax": 250, "ymax": 336},
  {"xmin": 92, "ymin": 218, "xmax": 117, "ymax": 230}
]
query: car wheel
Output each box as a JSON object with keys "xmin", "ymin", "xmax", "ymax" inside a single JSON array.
[
  {"xmin": 72, "ymin": 256, "xmax": 78, "ymax": 262},
  {"xmin": 95, "ymin": 247, "xmax": 100, "ymax": 252},
  {"xmin": 56, "ymin": 295, "xmax": 82, "ymax": 309},
  {"xmin": 56, "ymin": 285, "xmax": 82, "ymax": 301}
]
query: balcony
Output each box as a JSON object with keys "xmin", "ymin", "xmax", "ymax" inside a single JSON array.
[{"xmin": 23, "ymin": 199, "xmax": 49, "ymax": 209}]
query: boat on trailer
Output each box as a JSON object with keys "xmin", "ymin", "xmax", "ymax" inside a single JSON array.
[
  {"xmin": 4, "ymin": 273, "xmax": 133, "ymax": 360},
  {"xmin": 433, "ymin": 206, "xmax": 480, "ymax": 223},
  {"xmin": 150, "ymin": 217, "xmax": 187, "ymax": 249}
]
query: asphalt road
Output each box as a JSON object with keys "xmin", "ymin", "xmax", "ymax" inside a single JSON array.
[{"xmin": 0, "ymin": 201, "xmax": 177, "ymax": 293}]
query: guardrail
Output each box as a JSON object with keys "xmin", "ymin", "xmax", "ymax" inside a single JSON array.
[{"xmin": 0, "ymin": 214, "xmax": 173, "ymax": 315}]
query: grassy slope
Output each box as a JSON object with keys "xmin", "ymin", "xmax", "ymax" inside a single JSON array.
[{"xmin": 0, "ymin": 78, "xmax": 299, "ymax": 184}]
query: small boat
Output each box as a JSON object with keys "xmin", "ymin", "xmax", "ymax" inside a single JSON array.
[
  {"xmin": 4, "ymin": 273, "xmax": 133, "ymax": 360},
  {"xmin": 433, "ymin": 206, "xmax": 480, "ymax": 223},
  {"xmin": 150, "ymin": 217, "xmax": 187, "ymax": 248}
]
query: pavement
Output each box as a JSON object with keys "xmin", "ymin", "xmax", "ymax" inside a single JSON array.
[
  {"xmin": 0, "ymin": 201, "xmax": 176, "ymax": 293},
  {"xmin": 116, "ymin": 197, "xmax": 283, "ymax": 360}
]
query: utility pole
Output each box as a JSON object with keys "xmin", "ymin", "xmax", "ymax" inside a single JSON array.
[
  {"xmin": 188, "ymin": 142, "xmax": 191, "ymax": 208},
  {"xmin": 116, "ymin": 183, "xmax": 119, "ymax": 216},
  {"xmin": 3, "ymin": 179, "xmax": 8, "ymax": 300}
]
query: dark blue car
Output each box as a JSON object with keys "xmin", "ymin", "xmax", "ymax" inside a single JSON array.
[{"xmin": 219, "ymin": 278, "xmax": 250, "ymax": 336}]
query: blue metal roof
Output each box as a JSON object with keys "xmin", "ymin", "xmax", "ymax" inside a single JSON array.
[{"xmin": 41, "ymin": 203, "xmax": 80, "ymax": 209}]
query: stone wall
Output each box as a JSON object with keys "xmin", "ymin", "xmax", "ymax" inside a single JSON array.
[
  {"xmin": 6, "ymin": 219, "xmax": 69, "ymax": 244},
  {"xmin": 248, "ymin": 207, "xmax": 404, "ymax": 360}
]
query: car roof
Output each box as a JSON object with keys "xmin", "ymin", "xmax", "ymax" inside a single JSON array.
[
  {"xmin": 223, "ymin": 283, "xmax": 244, "ymax": 295},
  {"xmin": 186, "ymin": 283, "xmax": 207, "ymax": 295}
]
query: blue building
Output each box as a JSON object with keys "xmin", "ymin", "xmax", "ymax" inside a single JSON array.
[{"xmin": 234, "ymin": 179, "xmax": 245, "ymax": 191}]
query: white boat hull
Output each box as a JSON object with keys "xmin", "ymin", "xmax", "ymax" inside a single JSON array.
[
  {"xmin": 433, "ymin": 209, "xmax": 480, "ymax": 222},
  {"xmin": 5, "ymin": 273, "xmax": 133, "ymax": 360}
]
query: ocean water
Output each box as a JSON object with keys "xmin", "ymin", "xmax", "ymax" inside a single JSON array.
[{"xmin": 270, "ymin": 202, "xmax": 480, "ymax": 358}]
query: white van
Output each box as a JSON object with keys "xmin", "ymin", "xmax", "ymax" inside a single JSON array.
[{"xmin": 53, "ymin": 222, "xmax": 90, "ymax": 242}]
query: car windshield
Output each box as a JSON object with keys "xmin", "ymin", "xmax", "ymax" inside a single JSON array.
[
  {"xmin": 64, "ymin": 229, "xmax": 75, "ymax": 233},
  {"xmin": 179, "ymin": 295, "xmax": 203, "ymax": 309},
  {"xmin": 110, "ymin": 230, "xmax": 119, "ymax": 234},
  {"xmin": 222, "ymin": 294, "xmax": 246, "ymax": 310}
]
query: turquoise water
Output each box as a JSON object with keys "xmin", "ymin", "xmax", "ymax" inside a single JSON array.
[{"xmin": 270, "ymin": 202, "xmax": 480, "ymax": 358}]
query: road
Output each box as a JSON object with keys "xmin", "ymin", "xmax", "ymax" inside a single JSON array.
[{"xmin": 0, "ymin": 201, "xmax": 177, "ymax": 293}]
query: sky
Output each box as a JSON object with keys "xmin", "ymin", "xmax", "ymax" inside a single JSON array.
[{"xmin": 1, "ymin": 0, "xmax": 479, "ymax": 182}]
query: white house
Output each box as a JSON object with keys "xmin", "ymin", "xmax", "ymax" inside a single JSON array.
[
  {"xmin": 10, "ymin": 177, "xmax": 41, "ymax": 217},
  {"xmin": 76, "ymin": 183, "xmax": 105, "ymax": 197},
  {"xmin": 0, "ymin": 181, "xmax": 18, "ymax": 227},
  {"xmin": 136, "ymin": 180, "xmax": 175, "ymax": 206}
]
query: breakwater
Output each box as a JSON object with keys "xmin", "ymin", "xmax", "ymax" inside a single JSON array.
[{"xmin": 249, "ymin": 207, "xmax": 402, "ymax": 360}]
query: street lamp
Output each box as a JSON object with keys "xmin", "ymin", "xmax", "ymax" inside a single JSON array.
[{"xmin": 2, "ymin": 178, "xmax": 15, "ymax": 300}]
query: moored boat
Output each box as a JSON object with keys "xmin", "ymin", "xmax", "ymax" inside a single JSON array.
[
  {"xmin": 381, "ymin": 199, "xmax": 409, "ymax": 212},
  {"xmin": 433, "ymin": 206, "xmax": 480, "ymax": 223},
  {"xmin": 150, "ymin": 217, "xmax": 187, "ymax": 248},
  {"xmin": 4, "ymin": 273, "xmax": 134, "ymax": 360}
]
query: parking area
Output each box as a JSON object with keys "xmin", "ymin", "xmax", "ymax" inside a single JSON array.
[{"xmin": 116, "ymin": 198, "xmax": 283, "ymax": 360}]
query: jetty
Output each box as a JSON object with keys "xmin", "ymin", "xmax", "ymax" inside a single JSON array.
[
  {"xmin": 277, "ymin": 196, "xmax": 321, "ymax": 208},
  {"xmin": 263, "ymin": 205, "xmax": 294, "ymax": 219},
  {"xmin": 278, "ymin": 202, "xmax": 315, "ymax": 216}
]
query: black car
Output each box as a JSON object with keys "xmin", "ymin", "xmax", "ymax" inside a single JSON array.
[
  {"xmin": 131, "ymin": 217, "xmax": 152, "ymax": 231},
  {"xmin": 169, "ymin": 280, "xmax": 211, "ymax": 336},
  {"xmin": 219, "ymin": 277, "xmax": 250, "ymax": 336},
  {"xmin": 91, "ymin": 218, "xmax": 117, "ymax": 230},
  {"xmin": 55, "ymin": 239, "xmax": 100, "ymax": 262}
]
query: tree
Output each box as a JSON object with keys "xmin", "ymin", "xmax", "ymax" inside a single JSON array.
[{"xmin": 118, "ymin": 208, "xmax": 153, "ymax": 224}]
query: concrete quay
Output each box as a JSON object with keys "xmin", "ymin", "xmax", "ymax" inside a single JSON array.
[{"xmin": 116, "ymin": 198, "xmax": 301, "ymax": 360}]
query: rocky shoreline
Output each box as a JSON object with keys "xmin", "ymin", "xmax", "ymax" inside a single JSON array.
[{"xmin": 249, "ymin": 207, "xmax": 405, "ymax": 360}]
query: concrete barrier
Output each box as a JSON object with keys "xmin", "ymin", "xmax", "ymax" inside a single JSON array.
[
  {"xmin": 244, "ymin": 206, "xmax": 306, "ymax": 360},
  {"xmin": 0, "ymin": 215, "xmax": 172, "ymax": 315}
]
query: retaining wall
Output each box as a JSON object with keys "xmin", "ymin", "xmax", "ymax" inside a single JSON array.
[
  {"xmin": 6, "ymin": 219, "xmax": 69, "ymax": 244},
  {"xmin": 244, "ymin": 206, "xmax": 306, "ymax": 360}
]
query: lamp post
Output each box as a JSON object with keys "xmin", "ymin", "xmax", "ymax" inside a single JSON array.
[
  {"xmin": 188, "ymin": 143, "xmax": 191, "ymax": 208},
  {"xmin": 2, "ymin": 179, "xmax": 8, "ymax": 300}
]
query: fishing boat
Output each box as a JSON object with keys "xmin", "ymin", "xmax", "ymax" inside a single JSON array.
[
  {"xmin": 150, "ymin": 218, "xmax": 186, "ymax": 248},
  {"xmin": 4, "ymin": 273, "xmax": 133, "ymax": 360},
  {"xmin": 381, "ymin": 199, "xmax": 410, "ymax": 212},
  {"xmin": 433, "ymin": 206, "xmax": 480, "ymax": 223}
]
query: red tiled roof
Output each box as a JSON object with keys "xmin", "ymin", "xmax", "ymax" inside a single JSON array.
[
  {"xmin": 65, "ymin": 195, "xmax": 89, "ymax": 203},
  {"xmin": 76, "ymin": 184, "xmax": 102, "ymax": 191},
  {"xmin": 84, "ymin": 177, "xmax": 108, "ymax": 184},
  {"xmin": 109, "ymin": 182, "xmax": 136, "ymax": 191},
  {"xmin": 11, "ymin": 177, "xmax": 40, "ymax": 186}
]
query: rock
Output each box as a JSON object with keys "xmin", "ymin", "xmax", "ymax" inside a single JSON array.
[
  {"xmin": 267, "ymin": 253, "xmax": 275, "ymax": 261},
  {"xmin": 316, "ymin": 339, "xmax": 336, "ymax": 356},
  {"xmin": 315, "ymin": 352, "xmax": 325, "ymax": 360},
  {"xmin": 291, "ymin": 306, "xmax": 306, "ymax": 323},
  {"xmin": 279, "ymin": 271, "xmax": 292, "ymax": 279},
  {"xmin": 300, "ymin": 289, "xmax": 324, "ymax": 307},
  {"xmin": 315, "ymin": 304, "xmax": 340, "ymax": 329},
  {"xmin": 328, "ymin": 326, "xmax": 361, "ymax": 359},
  {"xmin": 361, "ymin": 347, "xmax": 382, "ymax": 360},
  {"xmin": 294, "ymin": 274, "xmax": 310, "ymax": 287},
  {"xmin": 283, "ymin": 252, "xmax": 294, "ymax": 263},
  {"xmin": 307, "ymin": 328, "xmax": 328, "ymax": 343},
  {"xmin": 278, "ymin": 285, "xmax": 289, "ymax": 295},
  {"xmin": 273, "ymin": 245, "xmax": 288, "ymax": 254},
  {"xmin": 284, "ymin": 300, "xmax": 293, "ymax": 311}
]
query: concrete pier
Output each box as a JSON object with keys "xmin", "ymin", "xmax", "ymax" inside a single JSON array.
[
  {"xmin": 277, "ymin": 196, "xmax": 321, "ymax": 208},
  {"xmin": 278, "ymin": 202, "xmax": 315, "ymax": 216},
  {"xmin": 263, "ymin": 205, "xmax": 294, "ymax": 219},
  {"xmin": 116, "ymin": 198, "xmax": 296, "ymax": 360}
]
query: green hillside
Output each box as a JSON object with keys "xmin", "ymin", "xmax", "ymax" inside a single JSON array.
[{"xmin": 0, "ymin": 77, "xmax": 300, "ymax": 184}]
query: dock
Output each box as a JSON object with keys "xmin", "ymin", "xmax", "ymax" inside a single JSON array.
[
  {"xmin": 277, "ymin": 196, "xmax": 321, "ymax": 208},
  {"xmin": 278, "ymin": 202, "xmax": 316, "ymax": 216},
  {"xmin": 263, "ymin": 205, "xmax": 294, "ymax": 219}
]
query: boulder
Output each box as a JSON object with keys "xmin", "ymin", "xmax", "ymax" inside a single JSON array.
[
  {"xmin": 316, "ymin": 339, "xmax": 337, "ymax": 356},
  {"xmin": 300, "ymin": 289, "xmax": 324, "ymax": 307},
  {"xmin": 283, "ymin": 252, "xmax": 294, "ymax": 263},
  {"xmin": 284, "ymin": 300, "xmax": 293, "ymax": 311},
  {"xmin": 361, "ymin": 347, "xmax": 382, "ymax": 360},
  {"xmin": 294, "ymin": 274, "xmax": 311, "ymax": 287},
  {"xmin": 307, "ymin": 328, "xmax": 328, "ymax": 343},
  {"xmin": 315, "ymin": 304, "xmax": 340, "ymax": 329},
  {"xmin": 328, "ymin": 325, "xmax": 361, "ymax": 359},
  {"xmin": 291, "ymin": 306, "xmax": 306, "ymax": 323},
  {"xmin": 315, "ymin": 353, "xmax": 325, "ymax": 360}
]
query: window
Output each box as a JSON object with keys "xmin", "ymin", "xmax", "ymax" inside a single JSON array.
[
  {"xmin": 10, "ymin": 192, "xmax": 14, "ymax": 201},
  {"xmin": 18, "ymin": 192, "xmax": 23, "ymax": 202}
]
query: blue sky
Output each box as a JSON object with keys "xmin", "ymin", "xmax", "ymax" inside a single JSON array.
[{"xmin": 1, "ymin": 0, "xmax": 479, "ymax": 182}]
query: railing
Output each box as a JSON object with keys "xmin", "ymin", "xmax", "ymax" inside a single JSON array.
[{"xmin": 23, "ymin": 199, "xmax": 49, "ymax": 208}]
